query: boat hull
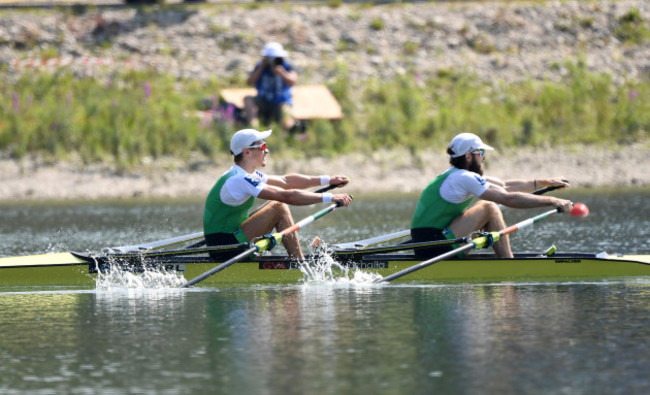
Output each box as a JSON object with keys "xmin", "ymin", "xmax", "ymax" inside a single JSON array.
[{"xmin": 1, "ymin": 252, "xmax": 649, "ymax": 287}]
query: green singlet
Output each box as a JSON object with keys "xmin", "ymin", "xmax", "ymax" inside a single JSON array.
[
  {"xmin": 411, "ymin": 168, "xmax": 474, "ymax": 230},
  {"xmin": 203, "ymin": 169, "xmax": 255, "ymax": 240}
]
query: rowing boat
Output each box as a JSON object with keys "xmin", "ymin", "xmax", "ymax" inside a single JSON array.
[
  {"xmin": 1, "ymin": 202, "xmax": 646, "ymax": 287},
  {"xmin": 8, "ymin": 181, "xmax": 625, "ymax": 288},
  {"xmin": 1, "ymin": 239, "xmax": 649, "ymax": 287}
]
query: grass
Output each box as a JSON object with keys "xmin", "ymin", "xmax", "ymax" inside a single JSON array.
[
  {"xmin": 615, "ymin": 7, "xmax": 650, "ymax": 45},
  {"xmin": 1, "ymin": 61, "xmax": 648, "ymax": 170}
]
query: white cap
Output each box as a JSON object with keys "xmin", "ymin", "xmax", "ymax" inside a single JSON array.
[
  {"xmin": 448, "ymin": 133, "xmax": 495, "ymax": 158},
  {"xmin": 261, "ymin": 42, "xmax": 288, "ymax": 58},
  {"xmin": 230, "ymin": 129, "xmax": 272, "ymax": 155}
]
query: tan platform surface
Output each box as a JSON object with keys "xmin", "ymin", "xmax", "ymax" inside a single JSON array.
[{"xmin": 220, "ymin": 85, "xmax": 343, "ymax": 120}]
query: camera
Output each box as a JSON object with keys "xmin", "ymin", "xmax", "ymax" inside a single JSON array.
[{"xmin": 273, "ymin": 57, "xmax": 284, "ymax": 66}]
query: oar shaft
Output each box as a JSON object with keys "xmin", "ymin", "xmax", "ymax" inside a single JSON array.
[
  {"xmin": 182, "ymin": 203, "xmax": 341, "ymax": 287},
  {"xmin": 377, "ymin": 243, "xmax": 476, "ymax": 283},
  {"xmin": 181, "ymin": 246, "xmax": 257, "ymax": 288},
  {"xmin": 331, "ymin": 230, "xmax": 411, "ymax": 250},
  {"xmin": 500, "ymin": 208, "xmax": 558, "ymax": 237},
  {"xmin": 286, "ymin": 203, "xmax": 338, "ymax": 234},
  {"xmin": 253, "ymin": 204, "xmax": 339, "ymax": 252},
  {"xmin": 377, "ymin": 208, "xmax": 562, "ymax": 283},
  {"xmin": 340, "ymin": 186, "xmax": 564, "ymax": 252}
]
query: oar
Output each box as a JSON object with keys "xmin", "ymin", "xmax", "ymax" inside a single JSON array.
[
  {"xmin": 329, "ymin": 182, "xmax": 569, "ymax": 252},
  {"xmin": 105, "ymin": 232, "xmax": 206, "ymax": 254},
  {"xmin": 108, "ymin": 183, "xmax": 345, "ymax": 253},
  {"xmin": 330, "ymin": 229, "xmax": 412, "ymax": 250},
  {"xmin": 376, "ymin": 203, "xmax": 589, "ymax": 283},
  {"xmin": 247, "ymin": 182, "xmax": 342, "ymax": 217},
  {"xmin": 181, "ymin": 202, "xmax": 344, "ymax": 288},
  {"xmin": 331, "ymin": 237, "xmax": 471, "ymax": 257}
]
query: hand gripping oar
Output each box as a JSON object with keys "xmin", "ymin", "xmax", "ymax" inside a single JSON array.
[
  {"xmin": 120, "ymin": 183, "xmax": 346, "ymax": 252},
  {"xmin": 181, "ymin": 183, "xmax": 344, "ymax": 250},
  {"xmin": 376, "ymin": 203, "xmax": 589, "ymax": 283},
  {"xmin": 181, "ymin": 202, "xmax": 344, "ymax": 288},
  {"xmin": 329, "ymin": 182, "xmax": 569, "ymax": 252}
]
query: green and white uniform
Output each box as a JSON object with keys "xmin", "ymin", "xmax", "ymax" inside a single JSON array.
[
  {"xmin": 412, "ymin": 167, "xmax": 490, "ymax": 229},
  {"xmin": 204, "ymin": 165, "xmax": 268, "ymax": 242},
  {"xmin": 411, "ymin": 167, "xmax": 490, "ymax": 257}
]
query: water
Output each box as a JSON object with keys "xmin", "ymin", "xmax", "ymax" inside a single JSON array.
[{"xmin": 1, "ymin": 189, "xmax": 649, "ymax": 394}]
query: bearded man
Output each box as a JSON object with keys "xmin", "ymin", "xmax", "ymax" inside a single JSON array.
[{"xmin": 410, "ymin": 133, "xmax": 573, "ymax": 259}]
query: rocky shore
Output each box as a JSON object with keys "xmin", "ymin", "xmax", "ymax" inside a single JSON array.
[
  {"xmin": 1, "ymin": 1, "xmax": 649, "ymax": 200},
  {"xmin": 2, "ymin": 1, "xmax": 649, "ymax": 84}
]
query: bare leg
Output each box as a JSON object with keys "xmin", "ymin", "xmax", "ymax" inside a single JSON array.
[
  {"xmin": 241, "ymin": 201, "xmax": 304, "ymax": 259},
  {"xmin": 448, "ymin": 201, "xmax": 513, "ymax": 258}
]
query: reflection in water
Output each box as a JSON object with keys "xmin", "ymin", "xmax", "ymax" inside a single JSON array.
[
  {"xmin": 1, "ymin": 281, "xmax": 650, "ymax": 393},
  {"xmin": 0, "ymin": 189, "xmax": 649, "ymax": 393}
]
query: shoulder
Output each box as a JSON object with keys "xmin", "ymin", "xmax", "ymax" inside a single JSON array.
[
  {"xmin": 232, "ymin": 169, "xmax": 264, "ymax": 183},
  {"xmin": 224, "ymin": 168, "xmax": 263, "ymax": 186},
  {"xmin": 243, "ymin": 170, "xmax": 266, "ymax": 187},
  {"xmin": 444, "ymin": 169, "xmax": 489, "ymax": 196},
  {"xmin": 448, "ymin": 169, "xmax": 485, "ymax": 185}
]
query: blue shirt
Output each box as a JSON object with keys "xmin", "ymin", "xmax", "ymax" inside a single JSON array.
[{"xmin": 254, "ymin": 61, "xmax": 294, "ymax": 105}]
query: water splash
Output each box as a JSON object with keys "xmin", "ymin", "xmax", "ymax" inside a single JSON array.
[
  {"xmin": 95, "ymin": 263, "xmax": 185, "ymax": 290},
  {"xmin": 300, "ymin": 242, "xmax": 382, "ymax": 286}
]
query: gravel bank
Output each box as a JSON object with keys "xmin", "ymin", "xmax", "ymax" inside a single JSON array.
[
  {"xmin": 1, "ymin": 143, "xmax": 648, "ymax": 201},
  {"xmin": 2, "ymin": 1, "xmax": 649, "ymax": 83},
  {"xmin": 1, "ymin": 1, "xmax": 648, "ymax": 200}
]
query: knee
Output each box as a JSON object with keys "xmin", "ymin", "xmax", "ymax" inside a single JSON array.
[
  {"xmin": 479, "ymin": 201, "xmax": 502, "ymax": 218},
  {"xmin": 268, "ymin": 201, "xmax": 291, "ymax": 217}
]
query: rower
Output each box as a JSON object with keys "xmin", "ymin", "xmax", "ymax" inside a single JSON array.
[
  {"xmin": 203, "ymin": 128, "xmax": 352, "ymax": 260},
  {"xmin": 410, "ymin": 132, "xmax": 573, "ymax": 259}
]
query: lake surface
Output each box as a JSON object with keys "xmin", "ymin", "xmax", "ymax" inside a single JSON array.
[{"xmin": 1, "ymin": 188, "xmax": 649, "ymax": 394}]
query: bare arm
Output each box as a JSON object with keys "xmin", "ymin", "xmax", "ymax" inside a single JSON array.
[
  {"xmin": 486, "ymin": 177, "xmax": 570, "ymax": 193},
  {"xmin": 257, "ymin": 185, "xmax": 352, "ymax": 206},
  {"xmin": 480, "ymin": 186, "xmax": 573, "ymax": 212},
  {"xmin": 267, "ymin": 174, "xmax": 349, "ymax": 190}
]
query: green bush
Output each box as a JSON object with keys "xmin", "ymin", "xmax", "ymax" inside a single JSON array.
[
  {"xmin": 614, "ymin": 8, "xmax": 650, "ymax": 45},
  {"xmin": 1, "ymin": 62, "xmax": 648, "ymax": 170}
]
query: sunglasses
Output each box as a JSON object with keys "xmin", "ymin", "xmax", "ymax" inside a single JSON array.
[
  {"xmin": 247, "ymin": 143, "xmax": 267, "ymax": 151},
  {"xmin": 471, "ymin": 149, "xmax": 485, "ymax": 157}
]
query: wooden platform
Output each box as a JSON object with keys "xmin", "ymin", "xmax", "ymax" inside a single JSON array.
[{"xmin": 220, "ymin": 85, "xmax": 343, "ymax": 120}]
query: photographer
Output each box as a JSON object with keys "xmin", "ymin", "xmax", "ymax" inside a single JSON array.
[{"xmin": 244, "ymin": 42, "xmax": 299, "ymax": 133}]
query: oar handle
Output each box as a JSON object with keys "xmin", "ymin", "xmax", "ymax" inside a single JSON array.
[
  {"xmin": 315, "ymin": 184, "xmax": 338, "ymax": 193},
  {"xmin": 531, "ymin": 180, "xmax": 568, "ymax": 196}
]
